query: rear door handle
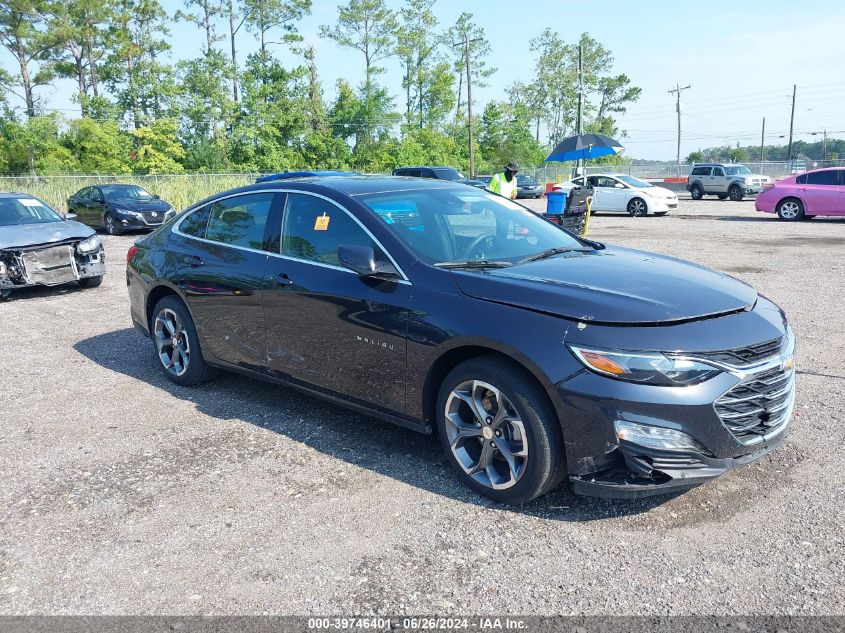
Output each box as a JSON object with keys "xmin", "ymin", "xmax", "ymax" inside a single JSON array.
[
  {"xmin": 181, "ymin": 255, "xmax": 204, "ymax": 267},
  {"xmin": 267, "ymin": 272, "xmax": 293, "ymax": 286}
]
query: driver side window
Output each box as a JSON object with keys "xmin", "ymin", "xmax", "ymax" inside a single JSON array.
[
  {"xmin": 713, "ymin": 167, "xmax": 725, "ymax": 177},
  {"xmin": 282, "ymin": 193, "xmax": 377, "ymax": 266}
]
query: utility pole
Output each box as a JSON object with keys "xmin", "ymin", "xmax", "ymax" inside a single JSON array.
[
  {"xmin": 455, "ymin": 33, "xmax": 483, "ymax": 178},
  {"xmin": 575, "ymin": 43, "xmax": 584, "ymax": 179},
  {"xmin": 668, "ymin": 83, "xmax": 692, "ymax": 175},
  {"xmin": 787, "ymin": 84, "xmax": 797, "ymax": 163},
  {"xmin": 760, "ymin": 117, "xmax": 766, "ymax": 162}
]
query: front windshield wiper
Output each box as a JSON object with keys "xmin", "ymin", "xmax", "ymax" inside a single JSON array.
[
  {"xmin": 434, "ymin": 259, "xmax": 513, "ymax": 269},
  {"xmin": 517, "ymin": 247, "xmax": 574, "ymax": 265}
]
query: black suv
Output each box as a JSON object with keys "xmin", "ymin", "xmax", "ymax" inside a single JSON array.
[
  {"xmin": 392, "ymin": 166, "xmax": 465, "ymax": 181},
  {"xmin": 127, "ymin": 176, "xmax": 795, "ymax": 503}
]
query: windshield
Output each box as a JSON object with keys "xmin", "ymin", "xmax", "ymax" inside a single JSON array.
[
  {"xmin": 433, "ymin": 168, "xmax": 464, "ymax": 181},
  {"xmin": 357, "ymin": 187, "xmax": 586, "ymax": 265},
  {"xmin": 725, "ymin": 166, "xmax": 752, "ymax": 176},
  {"xmin": 0, "ymin": 197, "xmax": 64, "ymax": 226},
  {"xmin": 617, "ymin": 175, "xmax": 653, "ymax": 188},
  {"xmin": 100, "ymin": 185, "xmax": 155, "ymax": 200},
  {"xmin": 517, "ymin": 175, "xmax": 538, "ymax": 185}
]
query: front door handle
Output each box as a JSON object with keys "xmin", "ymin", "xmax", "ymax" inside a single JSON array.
[
  {"xmin": 267, "ymin": 273, "xmax": 293, "ymax": 286},
  {"xmin": 181, "ymin": 255, "xmax": 204, "ymax": 267}
]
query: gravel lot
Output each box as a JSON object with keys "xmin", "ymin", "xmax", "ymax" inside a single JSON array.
[{"xmin": 1, "ymin": 196, "xmax": 843, "ymax": 615}]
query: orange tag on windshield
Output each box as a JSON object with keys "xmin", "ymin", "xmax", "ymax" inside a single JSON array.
[{"xmin": 314, "ymin": 213, "xmax": 330, "ymax": 231}]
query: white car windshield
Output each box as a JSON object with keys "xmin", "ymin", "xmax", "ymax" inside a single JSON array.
[
  {"xmin": 724, "ymin": 166, "xmax": 752, "ymax": 176},
  {"xmin": 0, "ymin": 198, "xmax": 63, "ymax": 226},
  {"xmin": 617, "ymin": 175, "xmax": 653, "ymax": 188},
  {"xmin": 358, "ymin": 187, "xmax": 586, "ymax": 265}
]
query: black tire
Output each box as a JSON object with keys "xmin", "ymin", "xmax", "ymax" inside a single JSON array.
[
  {"xmin": 104, "ymin": 212, "xmax": 120, "ymax": 235},
  {"xmin": 150, "ymin": 295, "xmax": 219, "ymax": 386},
  {"xmin": 436, "ymin": 355, "xmax": 565, "ymax": 504},
  {"xmin": 690, "ymin": 184, "xmax": 703, "ymax": 200},
  {"xmin": 728, "ymin": 185, "xmax": 744, "ymax": 201},
  {"xmin": 627, "ymin": 197, "xmax": 647, "ymax": 216},
  {"xmin": 78, "ymin": 275, "xmax": 103, "ymax": 288},
  {"xmin": 777, "ymin": 198, "xmax": 805, "ymax": 222},
  {"xmin": 717, "ymin": 194, "xmax": 728, "ymax": 200}
]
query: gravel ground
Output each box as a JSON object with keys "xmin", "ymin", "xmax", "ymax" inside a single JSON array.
[{"xmin": 1, "ymin": 196, "xmax": 843, "ymax": 616}]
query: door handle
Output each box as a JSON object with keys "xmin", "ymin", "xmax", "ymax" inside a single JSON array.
[
  {"xmin": 181, "ymin": 255, "xmax": 204, "ymax": 267},
  {"xmin": 267, "ymin": 273, "xmax": 293, "ymax": 286}
]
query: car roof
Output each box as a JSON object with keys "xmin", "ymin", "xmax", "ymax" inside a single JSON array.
[
  {"xmin": 0, "ymin": 192, "xmax": 36, "ymax": 199},
  {"xmin": 394, "ymin": 166, "xmax": 459, "ymax": 171}
]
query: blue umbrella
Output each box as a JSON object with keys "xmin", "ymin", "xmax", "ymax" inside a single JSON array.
[{"xmin": 545, "ymin": 133, "xmax": 623, "ymax": 162}]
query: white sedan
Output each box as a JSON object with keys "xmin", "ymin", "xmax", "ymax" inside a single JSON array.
[{"xmin": 553, "ymin": 174, "xmax": 679, "ymax": 216}]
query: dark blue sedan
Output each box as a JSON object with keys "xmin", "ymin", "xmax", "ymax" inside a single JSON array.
[
  {"xmin": 68, "ymin": 184, "xmax": 175, "ymax": 235},
  {"xmin": 126, "ymin": 176, "xmax": 795, "ymax": 502}
]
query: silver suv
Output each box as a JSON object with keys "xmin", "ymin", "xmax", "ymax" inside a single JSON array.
[{"xmin": 686, "ymin": 164, "xmax": 771, "ymax": 201}]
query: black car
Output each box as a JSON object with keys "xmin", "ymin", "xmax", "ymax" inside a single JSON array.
[
  {"xmin": 68, "ymin": 184, "xmax": 175, "ymax": 235},
  {"xmin": 516, "ymin": 174, "xmax": 544, "ymax": 199},
  {"xmin": 127, "ymin": 176, "xmax": 795, "ymax": 503}
]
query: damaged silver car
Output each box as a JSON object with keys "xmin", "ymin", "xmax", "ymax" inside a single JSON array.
[{"xmin": 0, "ymin": 193, "xmax": 106, "ymax": 298}]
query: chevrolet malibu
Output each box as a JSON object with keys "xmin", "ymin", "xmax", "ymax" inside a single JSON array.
[{"xmin": 127, "ymin": 176, "xmax": 795, "ymax": 503}]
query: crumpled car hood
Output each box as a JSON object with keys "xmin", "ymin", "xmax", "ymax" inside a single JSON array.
[
  {"xmin": 450, "ymin": 245, "xmax": 758, "ymax": 325},
  {"xmin": 0, "ymin": 220, "xmax": 95, "ymax": 250}
]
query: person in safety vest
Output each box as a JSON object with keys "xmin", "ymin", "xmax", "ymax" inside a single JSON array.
[{"xmin": 487, "ymin": 161, "xmax": 520, "ymax": 200}]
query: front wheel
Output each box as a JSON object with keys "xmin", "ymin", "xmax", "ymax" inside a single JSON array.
[
  {"xmin": 627, "ymin": 198, "xmax": 647, "ymax": 216},
  {"xmin": 728, "ymin": 185, "xmax": 744, "ymax": 201},
  {"xmin": 78, "ymin": 275, "xmax": 103, "ymax": 288},
  {"xmin": 436, "ymin": 356, "xmax": 565, "ymax": 504},
  {"xmin": 151, "ymin": 296, "xmax": 219, "ymax": 386},
  {"xmin": 777, "ymin": 198, "xmax": 804, "ymax": 221},
  {"xmin": 104, "ymin": 213, "xmax": 119, "ymax": 235}
]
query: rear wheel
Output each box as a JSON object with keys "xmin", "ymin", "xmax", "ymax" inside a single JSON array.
[
  {"xmin": 627, "ymin": 197, "xmax": 647, "ymax": 216},
  {"xmin": 436, "ymin": 356, "xmax": 565, "ymax": 504},
  {"xmin": 78, "ymin": 275, "xmax": 103, "ymax": 288},
  {"xmin": 151, "ymin": 296, "xmax": 218, "ymax": 386},
  {"xmin": 728, "ymin": 185, "xmax": 744, "ymax": 201},
  {"xmin": 777, "ymin": 198, "xmax": 804, "ymax": 221},
  {"xmin": 690, "ymin": 184, "xmax": 703, "ymax": 200}
]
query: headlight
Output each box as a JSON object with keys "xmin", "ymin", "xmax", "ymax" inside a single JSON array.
[
  {"xmin": 569, "ymin": 345, "xmax": 720, "ymax": 386},
  {"xmin": 113, "ymin": 207, "xmax": 139, "ymax": 217},
  {"xmin": 614, "ymin": 420, "xmax": 709, "ymax": 453},
  {"xmin": 76, "ymin": 234, "xmax": 102, "ymax": 253}
]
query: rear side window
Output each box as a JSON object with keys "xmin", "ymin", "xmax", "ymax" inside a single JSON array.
[
  {"xmin": 691, "ymin": 166, "xmax": 711, "ymax": 176},
  {"xmin": 205, "ymin": 193, "xmax": 274, "ymax": 250},
  {"xmin": 795, "ymin": 174, "xmax": 807, "ymax": 185},
  {"xmin": 806, "ymin": 170, "xmax": 840, "ymax": 186},
  {"xmin": 180, "ymin": 205, "xmax": 211, "ymax": 238},
  {"xmin": 282, "ymin": 193, "xmax": 377, "ymax": 266}
]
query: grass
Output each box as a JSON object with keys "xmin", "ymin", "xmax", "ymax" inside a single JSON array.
[{"xmin": 0, "ymin": 174, "xmax": 256, "ymax": 214}]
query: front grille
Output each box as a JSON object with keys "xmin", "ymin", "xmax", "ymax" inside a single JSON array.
[
  {"xmin": 141, "ymin": 211, "xmax": 164, "ymax": 224},
  {"xmin": 689, "ymin": 337, "xmax": 784, "ymax": 367},
  {"xmin": 715, "ymin": 366, "xmax": 794, "ymax": 445},
  {"xmin": 21, "ymin": 244, "xmax": 78, "ymax": 285}
]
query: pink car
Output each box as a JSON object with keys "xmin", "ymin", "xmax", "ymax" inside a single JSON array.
[{"xmin": 756, "ymin": 168, "xmax": 845, "ymax": 221}]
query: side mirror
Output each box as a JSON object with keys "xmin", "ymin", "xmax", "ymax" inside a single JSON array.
[
  {"xmin": 153, "ymin": 194, "xmax": 161, "ymax": 199},
  {"xmin": 66, "ymin": 212, "xmax": 78, "ymax": 220},
  {"xmin": 338, "ymin": 244, "xmax": 399, "ymax": 279}
]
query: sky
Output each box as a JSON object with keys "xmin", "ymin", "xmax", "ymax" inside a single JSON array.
[{"xmin": 3, "ymin": 0, "xmax": 845, "ymax": 160}]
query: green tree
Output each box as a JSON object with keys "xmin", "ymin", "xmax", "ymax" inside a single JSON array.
[
  {"xmin": 478, "ymin": 101, "xmax": 545, "ymax": 171},
  {"xmin": 129, "ymin": 117, "xmax": 185, "ymax": 173},
  {"xmin": 62, "ymin": 117, "xmax": 131, "ymax": 173},
  {"xmin": 0, "ymin": 0, "xmax": 61, "ymax": 117},
  {"xmin": 243, "ymin": 0, "xmax": 311, "ymax": 87},
  {"xmin": 397, "ymin": 0, "xmax": 438, "ymax": 128},
  {"xmin": 0, "ymin": 114, "xmax": 77, "ymax": 174},
  {"xmin": 686, "ymin": 151, "xmax": 704, "ymax": 164}
]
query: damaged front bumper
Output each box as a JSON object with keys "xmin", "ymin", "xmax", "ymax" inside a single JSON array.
[{"xmin": 0, "ymin": 240, "xmax": 106, "ymax": 293}]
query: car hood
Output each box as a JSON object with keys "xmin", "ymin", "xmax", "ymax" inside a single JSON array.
[
  {"xmin": 450, "ymin": 245, "xmax": 758, "ymax": 325},
  {"xmin": 0, "ymin": 220, "xmax": 94, "ymax": 250},
  {"xmin": 641, "ymin": 185, "xmax": 676, "ymax": 198},
  {"xmin": 109, "ymin": 198, "xmax": 171, "ymax": 212}
]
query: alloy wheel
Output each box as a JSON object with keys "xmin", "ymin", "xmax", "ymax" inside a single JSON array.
[
  {"xmin": 729, "ymin": 186, "xmax": 743, "ymax": 201},
  {"xmin": 443, "ymin": 380, "xmax": 528, "ymax": 490},
  {"xmin": 153, "ymin": 308, "xmax": 191, "ymax": 377},
  {"xmin": 628, "ymin": 199, "xmax": 646, "ymax": 216},
  {"xmin": 105, "ymin": 214, "xmax": 116, "ymax": 235},
  {"xmin": 779, "ymin": 201, "xmax": 800, "ymax": 219}
]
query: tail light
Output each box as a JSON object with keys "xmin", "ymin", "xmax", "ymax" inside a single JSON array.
[
  {"xmin": 126, "ymin": 245, "xmax": 139, "ymax": 264},
  {"xmin": 762, "ymin": 183, "xmax": 776, "ymax": 192}
]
